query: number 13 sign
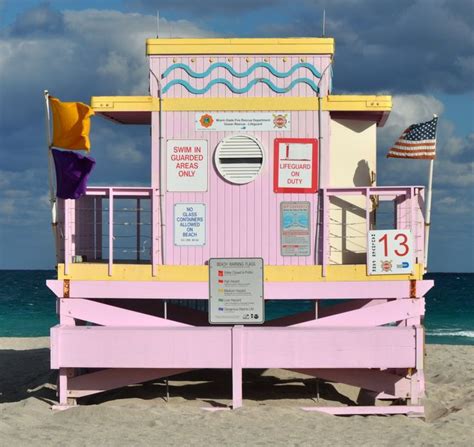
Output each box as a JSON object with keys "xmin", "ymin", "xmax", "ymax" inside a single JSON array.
[{"xmin": 367, "ymin": 230, "xmax": 414, "ymax": 275}]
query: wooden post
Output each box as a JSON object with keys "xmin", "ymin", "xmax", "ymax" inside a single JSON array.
[{"xmin": 232, "ymin": 325, "xmax": 243, "ymax": 409}]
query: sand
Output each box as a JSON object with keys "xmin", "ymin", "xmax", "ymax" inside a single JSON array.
[{"xmin": 0, "ymin": 338, "xmax": 473, "ymax": 446}]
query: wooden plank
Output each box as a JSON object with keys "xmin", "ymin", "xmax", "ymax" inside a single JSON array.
[
  {"xmin": 46, "ymin": 280, "xmax": 434, "ymax": 300},
  {"xmin": 293, "ymin": 298, "xmax": 425, "ymax": 327},
  {"xmin": 51, "ymin": 326, "xmax": 232, "ymax": 369},
  {"xmin": 241, "ymin": 327, "xmax": 416, "ymax": 369},
  {"xmin": 59, "ymin": 299, "xmax": 189, "ymax": 327}
]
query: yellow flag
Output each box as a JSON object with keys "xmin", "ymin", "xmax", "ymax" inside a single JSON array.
[{"xmin": 50, "ymin": 97, "xmax": 95, "ymax": 151}]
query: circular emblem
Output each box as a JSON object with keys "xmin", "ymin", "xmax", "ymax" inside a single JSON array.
[
  {"xmin": 381, "ymin": 260, "xmax": 393, "ymax": 272},
  {"xmin": 200, "ymin": 114, "xmax": 214, "ymax": 128},
  {"xmin": 273, "ymin": 114, "xmax": 288, "ymax": 129}
]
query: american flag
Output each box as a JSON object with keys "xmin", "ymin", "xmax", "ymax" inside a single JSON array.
[{"xmin": 387, "ymin": 116, "xmax": 438, "ymax": 159}]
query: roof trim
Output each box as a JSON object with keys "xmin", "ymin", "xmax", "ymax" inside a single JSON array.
[
  {"xmin": 146, "ymin": 38, "xmax": 335, "ymax": 55},
  {"xmin": 91, "ymin": 95, "xmax": 391, "ymax": 126}
]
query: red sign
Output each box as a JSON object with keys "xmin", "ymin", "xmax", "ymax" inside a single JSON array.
[{"xmin": 273, "ymin": 138, "xmax": 318, "ymax": 193}]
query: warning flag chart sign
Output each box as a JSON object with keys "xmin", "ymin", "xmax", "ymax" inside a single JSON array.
[
  {"xmin": 208, "ymin": 258, "xmax": 264, "ymax": 325},
  {"xmin": 273, "ymin": 138, "xmax": 318, "ymax": 193},
  {"xmin": 167, "ymin": 139, "xmax": 208, "ymax": 192}
]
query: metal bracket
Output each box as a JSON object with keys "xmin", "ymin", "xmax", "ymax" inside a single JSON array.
[{"xmin": 63, "ymin": 279, "xmax": 70, "ymax": 298}]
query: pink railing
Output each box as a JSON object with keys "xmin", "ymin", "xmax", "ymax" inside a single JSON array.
[
  {"xmin": 59, "ymin": 186, "xmax": 159, "ymax": 276},
  {"xmin": 319, "ymin": 186, "xmax": 425, "ymax": 276},
  {"xmin": 58, "ymin": 185, "xmax": 424, "ymax": 274}
]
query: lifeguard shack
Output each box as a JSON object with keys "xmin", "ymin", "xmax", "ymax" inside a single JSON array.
[{"xmin": 47, "ymin": 37, "xmax": 433, "ymax": 415}]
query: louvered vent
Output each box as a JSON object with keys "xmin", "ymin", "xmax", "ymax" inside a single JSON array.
[{"xmin": 215, "ymin": 135, "xmax": 264, "ymax": 184}]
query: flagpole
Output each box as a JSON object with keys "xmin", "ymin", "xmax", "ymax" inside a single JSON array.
[
  {"xmin": 44, "ymin": 90, "xmax": 59, "ymax": 264},
  {"xmin": 423, "ymin": 114, "xmax": 437, "ymax": 272}
]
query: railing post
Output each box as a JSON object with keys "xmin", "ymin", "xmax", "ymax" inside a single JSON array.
[
  {"xmin": 365, "ymin": 187, "xmax": 371, "ymax": 234},
  {"xmin": 322, "ymin": 188, "xmax": 328, "ymax": 277},
  {"xmin": 94, "ymin": 196, "xmax": 102, "ymax": 261},
  {"xmin": 108, "ymin": 188, "xmax": 113, "ymax": 277},
  {"xmin": 136, "ymin": 198, "xmax": 141, "ymax": 263},
  {"xmin": 64, "ymin": 199, "xmax": 74, "ymax": 275},
  {"xmin": 151, "ymin": 188, "xmax": 160, "ymax": 276},
  {"xmin": 410, "ymin": 187, "xmax": 417, "ymax": 263}
]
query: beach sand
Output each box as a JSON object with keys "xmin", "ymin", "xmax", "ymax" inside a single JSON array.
[{"xmin": 0, "ymin": 338, "xmax": 473, "ymax": 446}]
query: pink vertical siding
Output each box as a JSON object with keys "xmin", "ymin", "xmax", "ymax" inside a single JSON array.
[{"xmin": 150, "ymin": 55, "xmax": 331, "ymax": 266}]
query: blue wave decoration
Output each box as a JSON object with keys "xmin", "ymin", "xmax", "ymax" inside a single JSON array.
[
  {"xmin": 162, "ymin": 77, "xmax": 320, "ymax": 95},
  {"xmin": 162, "ymin": 62, "xmax": 321, "ymax": 79}
]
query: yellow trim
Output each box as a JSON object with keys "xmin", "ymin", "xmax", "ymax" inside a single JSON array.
[
  {"xmin": 91, "ymin": 95, "xmax": 392, "ymax": 113},
  {"xmin": 146, "ymin": 38, "xmax": 335, "ymax": 55},
  {"xmin": 91, "ymin": 96, "xmax": 159, "ymax": 112},
  {"xmin": 164, "ymin": 97, "xmax": 319, "ymax": 111},
  {"xmin": 57, "ymin": 263, "xmax": 423, "ymax": 282},
  {"xmin": 324, "ymin": 95, "xmax": 392, "ymax": 111}
]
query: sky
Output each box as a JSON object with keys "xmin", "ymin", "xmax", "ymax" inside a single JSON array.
[{"xmin": 0, "ymin": 0, "xmax": 472, "ymax": 271}]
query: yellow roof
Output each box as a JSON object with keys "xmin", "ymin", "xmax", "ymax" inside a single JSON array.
[
  {"xmin": 146, "ymin": 37, "xmax": 335, "ymax": 56},
  {"xmin": 92, "ymin": 94, "xmax": 390, "ymax": 114},
  {"xmin": 91, "ymin": 95, "xmax": 391, "ymax": 125}
]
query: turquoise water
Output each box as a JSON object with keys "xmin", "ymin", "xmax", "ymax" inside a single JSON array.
[{"xmin": 0, "ymin": 271, "xmax": 472, "ymax": 345}]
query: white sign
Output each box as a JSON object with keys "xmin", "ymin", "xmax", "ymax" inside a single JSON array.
[
  {"xmin": 174, "ymin": 204, "xmax": 206, "ymax": 246},
  {"xmin": 274, "ymin": 138, "xmax": 318, "ymax": 193},
  {"xmin": 195, "ymin": 112, "xmax": 291, "ymax": 132},
  {"xmin": 209, "ymin": 258, "xmax": 264, "ymax": 325},
  {"xmin": 367, "ymin": 230, "xmax": 414, "ymax": 275},
  {"xmin": 167, "ymin": 140, "xmax": 208, "ymax": 192}
]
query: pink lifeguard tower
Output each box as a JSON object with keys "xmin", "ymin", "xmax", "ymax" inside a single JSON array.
[{"xmin": 47, "ymin": 37, "xmax": 433, "ymax": 415}]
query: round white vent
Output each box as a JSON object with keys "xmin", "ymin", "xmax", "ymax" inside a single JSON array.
[{"xmin": 214, "ymin": 135, "xmax": 265, "ymax": 184}]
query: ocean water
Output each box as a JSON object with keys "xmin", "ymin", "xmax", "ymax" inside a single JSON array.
[{"xmin": 0, "ymin": 271, "xmax": 472, "ymax": 345}]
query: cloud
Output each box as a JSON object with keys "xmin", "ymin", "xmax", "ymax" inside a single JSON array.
[
  {"xmin": 126, "ymin": 0, "xmax": 279, "ymax": 16},
  {"xmin": 378, "ymin": 94, "xmax": 473, "ymax": 190},
  {"xmin": 0, "ymin": 5, "xmax": 212, "ymax": 267},
  {"xmin": 376, "ymin": 93, "xmax": 474, "ymax": 270},
  {"xmin": 255, "ymin": 0, "xmax": 474, "ymax": 95},
  {"xmin": 0, "ymin": 168, "xmax": 49, "ymax": 226},
  {"xmin": 9, "ymin": 2, "xmax": 65, "ymax": 36},
  {"xmin": 0, "ymin": 6, "xmax": 211, "ymax": 167}
]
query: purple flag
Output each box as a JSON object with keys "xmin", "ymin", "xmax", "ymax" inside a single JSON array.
[{"xmin": 52, "ymin": 149, "xmax": 95, "ymax": 199}]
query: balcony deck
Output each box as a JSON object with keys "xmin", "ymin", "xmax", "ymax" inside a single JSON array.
[{"xmin": 53, "ymin": 185, "xmax": 426, "ymax": 282}]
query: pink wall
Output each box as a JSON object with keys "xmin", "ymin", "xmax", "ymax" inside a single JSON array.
[{"xmin": 150, "ymin": 55, "xmax": 332, "ymax": 266}]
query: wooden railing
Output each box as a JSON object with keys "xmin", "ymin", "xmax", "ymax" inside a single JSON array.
[
  {"xmin": 58, "ymin": 185, "xmax": 424, "ymax": 274},
  {"xmin": 319, "ymin": 186, "xmax": 425, "ymax": 275},
  {"xmin": 59, "ymin": 187, "xmax": 159, "ymax": 276}
]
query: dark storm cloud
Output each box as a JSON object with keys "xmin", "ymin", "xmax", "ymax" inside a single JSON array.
[
  {"xmin": 0, "ymin": 4, "xmax": 211, "ymax": 267},
  {"xmin": 126, "ymin": 0, "xmax": 279, "ymax": 15},
  {"xmin": 125, "ymin": 0, "xmax": 474, "ymax": 94},
  {"xmin": 9, "ymin": 2, "xmax": 65, "ymax": 36},
  {"xmin": 256, "ymin": 0, "xmax": 474, "ymax": 94}
]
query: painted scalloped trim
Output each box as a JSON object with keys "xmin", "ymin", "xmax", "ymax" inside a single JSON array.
[
  {"xmin": 162, "ymin": 77, "xmax": 320, "ymax": 95},
  {"xmin": 162, "ymin": 62, "xmax": 322, "ymax": 79}
]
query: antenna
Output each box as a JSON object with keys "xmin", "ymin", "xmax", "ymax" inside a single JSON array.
[
  {"xmin": 322, "ymin": 9, "xmax": 326, "ymax": 37},
  {"xmin": 156, "ymin": 10, "xmax": 160, "ymax": 38}
]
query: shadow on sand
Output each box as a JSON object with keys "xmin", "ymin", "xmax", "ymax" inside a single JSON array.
[
  {"xmin": 0, "ymin": 348, "xmax": 57, "ymax": 404},
  {"xmin": 0, "ymin": 348, "xmax": 375, "ymax": 408}
]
